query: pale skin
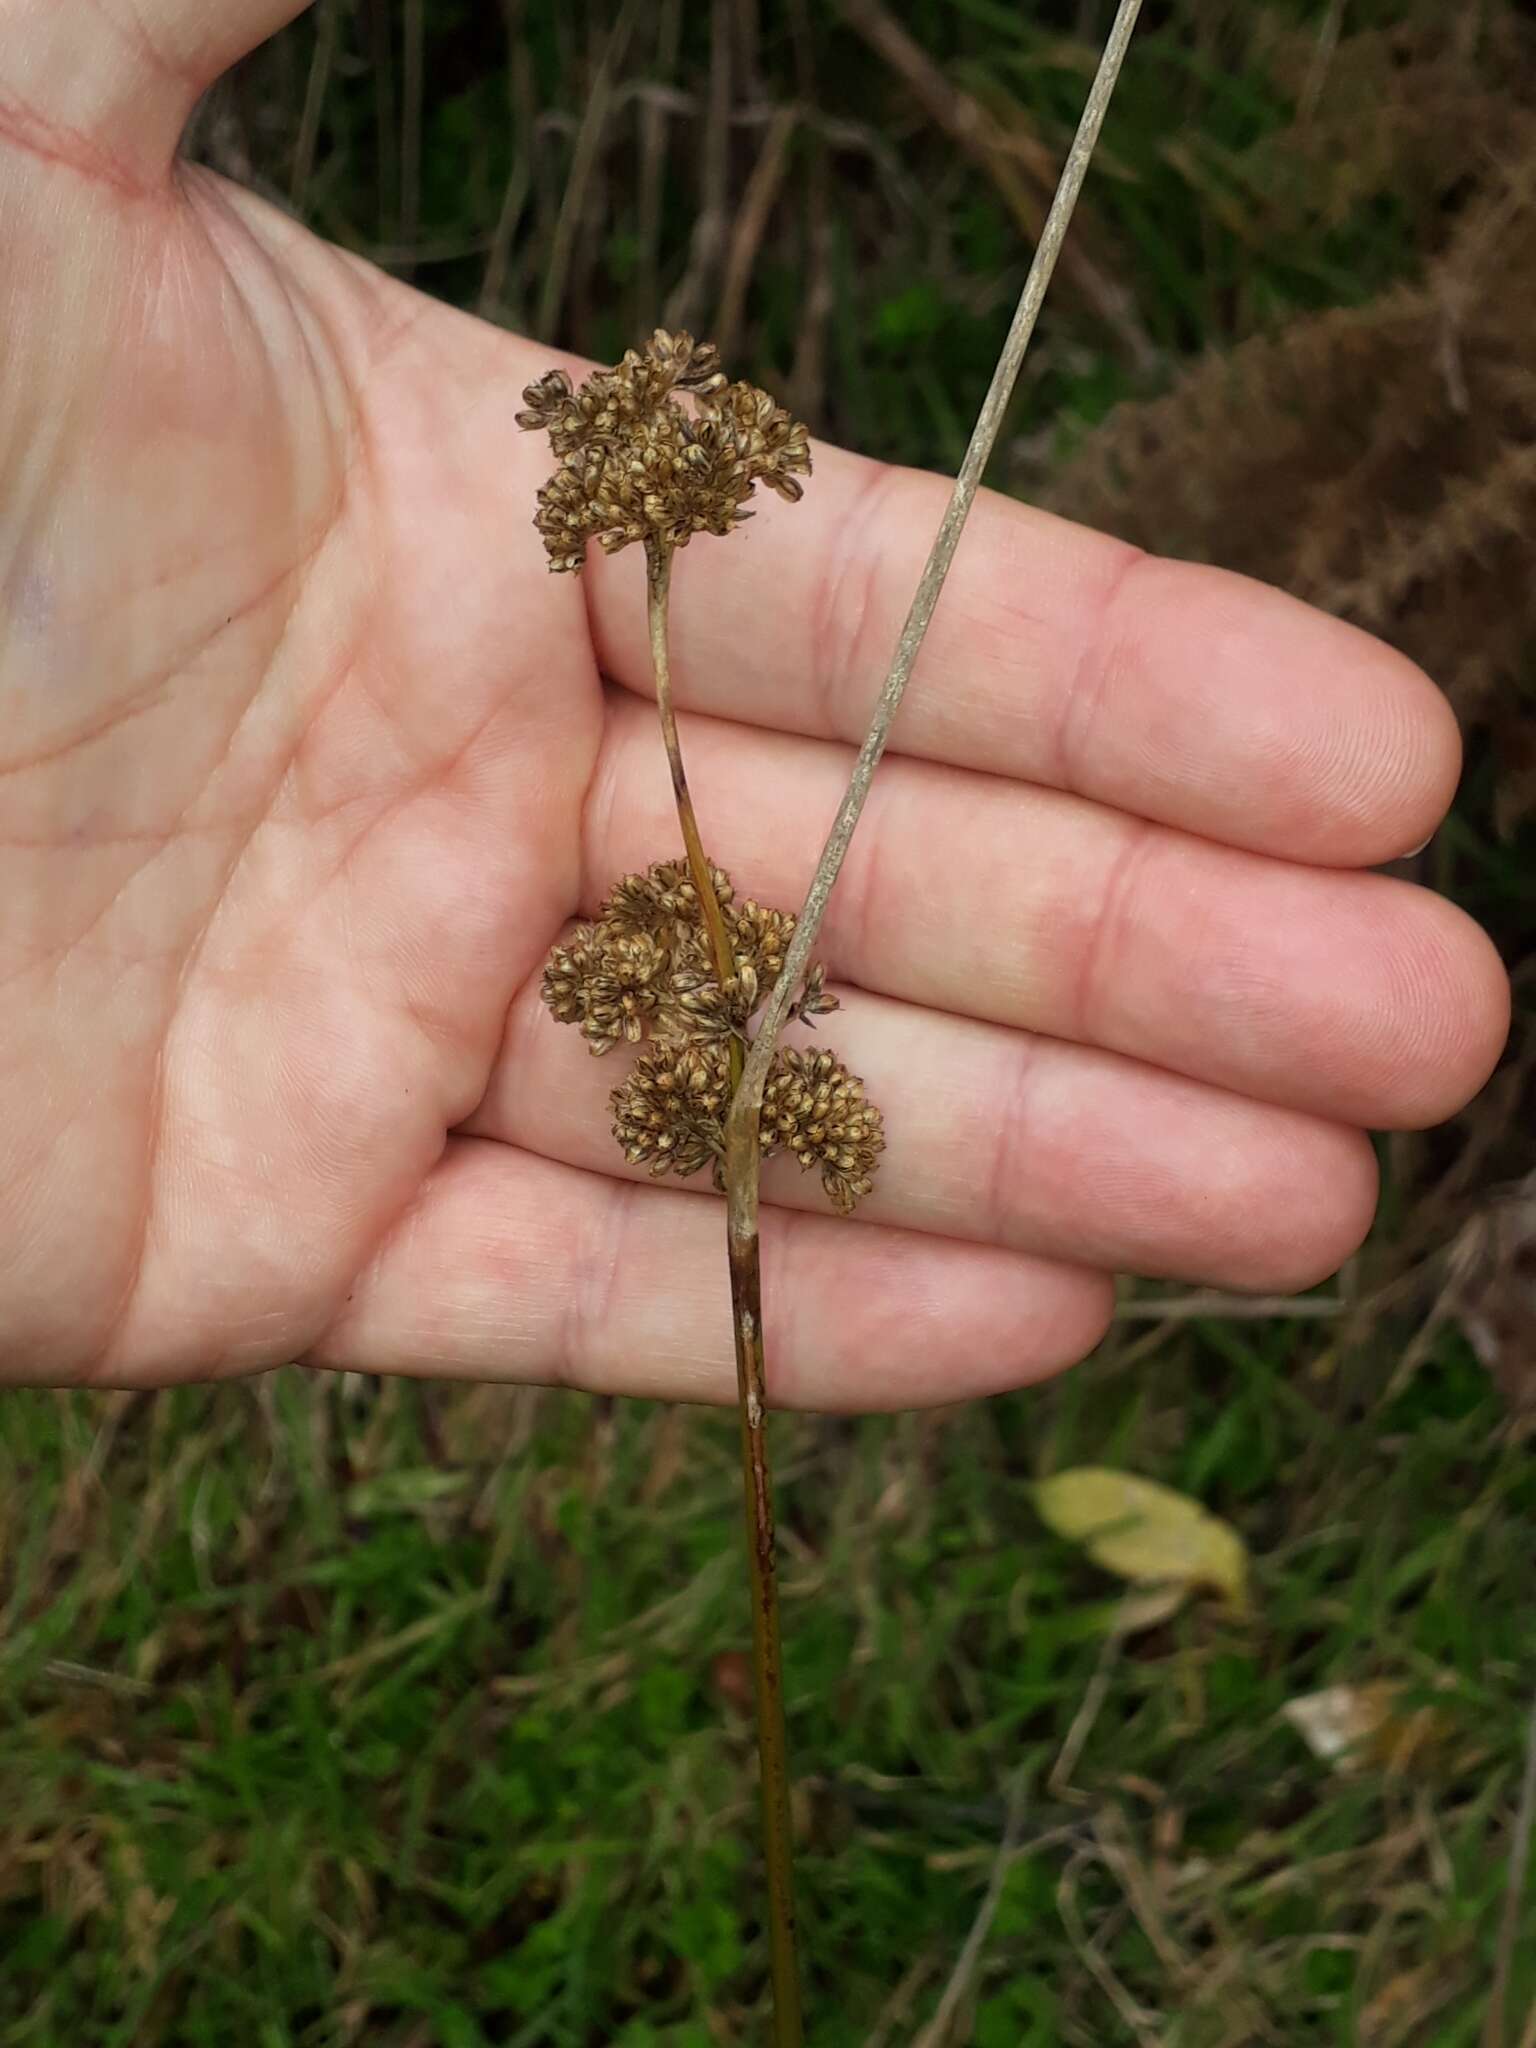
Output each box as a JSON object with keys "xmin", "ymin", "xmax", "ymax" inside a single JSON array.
[{"xmin": 0, "ymin": 0, "xmax": 1511, "ymax": 1406}]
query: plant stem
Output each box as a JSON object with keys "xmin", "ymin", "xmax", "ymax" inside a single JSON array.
[
  {"xmin": 650, "ymin": 14, "xmax": 1142, "ymax": 2032},
  {"xmin": 725, "ymin": 0, "xmax": 1144, "ymax": 1248},
  {"xmin": 717, "ymin": 16, "xmax": 1140, "ymax": 2023},
  {"xmin": 645, "ymin": 536, "xmax": 802, "ymax": 2045},
  {"xmin": 726, "ymin": 1229, "xmax": 802, "ymax": 2047},
  {"xmin": 645, "ymin": 539, "xmax": 740, "ymax": 1016}
]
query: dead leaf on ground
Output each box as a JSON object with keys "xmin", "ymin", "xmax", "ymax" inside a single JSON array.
[
  {"xmin": 1282, "ymin": 1681, "xmax": 1455, "ymax": 1776},
  {"xmin": 1033, "ymin": 1468, "xmax": 1250, "ymax": 1612}
]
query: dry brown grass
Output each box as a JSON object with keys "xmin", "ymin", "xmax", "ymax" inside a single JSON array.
[{"xmin": 1046, "ymin": 16, "xmax": 1536, "ymax": 842}]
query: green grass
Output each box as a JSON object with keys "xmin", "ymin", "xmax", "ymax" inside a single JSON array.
[
  {"xmin": 4, "ymin": 0, "xmax": 1535, "ymax": 2041},
  {"xmin": 2, "ymin": 1321, "xmax": 1532, "ymax": 2043}
]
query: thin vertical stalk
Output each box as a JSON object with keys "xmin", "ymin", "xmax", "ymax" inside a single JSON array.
[
  {"xmin": 720, "ymin": 6, "xmax": 1141, "ymax": 2018},
  {"xmin": 479, "ymin": 0, "xmax": 534, "ymax": 321},
  {"xmin": 664, "ymin": 0, "xmax": 732, "ymax": 334},
  {"xmin": 538, "ymin": 1, "xmax": 639, "ymax": 343},
  {"xmin": 364, "ymin": 0, "xmax": 398, "ymax": 246},
  {"xmin": 645, "ymin": 541, "xmax": 738, "ymax": 1008},
  {"xmin": 629, "ymin": 15, "xmax": 1139, "ymax": 2039},
  {"xmin": 289, "ymin": 0, "xmax": 339, "ymax": 214},
  {"xmin": 637, "ymin": 0, "xmax": 682, "ymax": 330},
  {"xmin": 724, "ymin": 1162, "xmax": 800, "ymax": 2046},
  {"xmin": 646, "ymin": 536, "xmax": 801, "ymax": 2043},
  {"xmin": 726, "ymin": 0, "xmax": 1144, "ymax": 1224}
]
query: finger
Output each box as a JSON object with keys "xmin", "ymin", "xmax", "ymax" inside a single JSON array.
[
  {"xmin": 4, "ymin": 2, "xmax": 310, "ymax": 192},
  {"xmin": 581, "ymin": 692, "xmax": 1510, "ymax": 1130},
  {"xmin": 466, "ymin": 971, "xmax": 1380, "ymax": 1295},
  {"xmin": 577, "ymin": 431, "xmax": 1459, "ymax": 869},
  {"xmin": 310, "ymin": 1139, "xmax": 1114, "ymax": 1412}
]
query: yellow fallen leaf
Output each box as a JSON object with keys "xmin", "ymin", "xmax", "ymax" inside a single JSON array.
[{"xmin": 1034, "ymin": 1467, "xmax": 1249, "ymax": 1611}]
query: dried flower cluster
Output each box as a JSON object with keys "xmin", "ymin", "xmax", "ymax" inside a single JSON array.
[
  {"xmin": 516, "ymin": 330, "xmax": 812, "ymax": 571},
  {"xmin": 541, "ymin": 859, "xmax": 883, "ymax": 1215},
  {"xmin": 519, "ymin": 332, "xmax": 880, "ymax": 1215},
  {"xmin": 760, "ymin": 1047, "xmax": 886, "ymax": 1218}
]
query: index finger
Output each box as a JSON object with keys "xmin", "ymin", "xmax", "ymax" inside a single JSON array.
[{"xmin": 582, "ymin": 438, "xmax": 1461, "ymax": 869}]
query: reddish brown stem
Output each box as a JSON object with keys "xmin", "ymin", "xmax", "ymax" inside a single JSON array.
[
  {"xmin": 646, "ymin": 537, "xmax": 802, "ymax": 2044},
  {"xmin": 720, "ymin": 5, "xmax": 1144, "ymax": 2013},
  {"xmin": 645, "ymin": 541, "xmax": 739, "ymax": 1014}
]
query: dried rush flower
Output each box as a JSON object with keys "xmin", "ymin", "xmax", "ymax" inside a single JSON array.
[
  {"xmin": 517, "ymin": 332, "xmax": 810, "ymax": 569},
  {"xmin": 518, "ymin": 10, "xmax": 1141, "ymax": 2030},
  {"xmin": 519, "ymin": 333, "xmax": 863, "ymax": 2043},
  {"xmin": 544, "ymin": 858, "xmax": 883, "ymax": 1211}
]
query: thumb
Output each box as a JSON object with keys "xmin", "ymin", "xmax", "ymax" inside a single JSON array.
[{"xmin": 3, "ymin": 1, "xmax": 312, "ymax": 196}]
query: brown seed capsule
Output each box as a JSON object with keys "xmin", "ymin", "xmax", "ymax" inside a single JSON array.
[
  {"xmin": 579, "ymin": 929, "xmax": 669, "ymax": 1056},
  {"xmin": 517, "ymin": 331, "xmax": 812, "ymax": 575},
  {"xmin": 788, "ymin": 962, "xmax": 839, "ymax": 1026},
  {"xmin": 611, "ymin": 1040, "xmax": 733, "ymax": 1181},
  {"xmin": 731, "ymin": 899, "xmax": 797, "ymax": 986},
  {"xmin": 602, "ymin": 859, "xmax": 736, "ymax": 942},
  {"xmin": 762, "ymin": 1046, "xmax": 885, "ymax": 1215},
  {"xmin": 656, "ymin": 927, "xmax": 760, "ymax": 1046},
  {"xmin": 538, "ymin": 851, "xmax": 871, "ymax": 1202},
  {"xmin": 541, "ymin": 924, "xmax": 603, "ymax": 1028}
]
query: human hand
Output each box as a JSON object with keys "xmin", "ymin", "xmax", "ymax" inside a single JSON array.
[{"xmin": 0, "ymin": 0, "xmax": 1509, "ymax": 1402}]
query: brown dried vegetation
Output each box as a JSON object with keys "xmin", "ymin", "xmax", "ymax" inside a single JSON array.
[
  {"xmin": 1045, "ymin": 13, "xmax": 1536, "ymax": 1415},
  {"xmin": 1046, "ymin": 17, "xmax": 1536, "ymax": 843},
  {"xmin": 542, "ymin": 857, "xmax": 879, "ymax": 1215}
]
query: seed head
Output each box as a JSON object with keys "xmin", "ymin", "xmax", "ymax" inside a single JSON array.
[
  {"xmin": 539, "ymin": 857, "xmax": 876, "ymax": 1215},
  {"xmin": 604, "ymin": 859, "xmax": 736, "ymax": 942},
  {"xmin": 579, "ymin": 928, "xmax": 669, "ymax": 1056},
  {"xmin": 608, "ymin": 1037, "xmax": 882, "ymax": 1214},
  {"xmin": 542, "ymin": 920, "xmax": 669, "ymax": 1056},
  {"xmin": 541, "ymin": 923, "xmax": 603, "ymax": 1028},
  {"xmin": 542, "ymin": 859, "xmax": 809, "ymax": 1052},
  {"xmin": 731, "ymin": 898, "xmax": 797, "ymax": 986},
  {"xmin": 540, "ymin": 859, "xmax": 842, "ymax": 1059},
  {"xmin": 518, "ymin": 330, "xmax": 812, "ymax": 574},
  {"xmin": 612, "ymin": 1040, "xmax": 733, "ymax": 1182},
  {"xmin": 657, "ymin": 927, "xmax": 761, "ymax": 1046},
  {"xmin": 762, "ymin": 1046, "xmax": 886, "ymax": 1216}
]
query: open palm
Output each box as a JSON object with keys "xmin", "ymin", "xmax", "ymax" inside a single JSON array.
[{"xmin": 0, "ymin": 0, "xmax": 1508, "ymax": 1403}]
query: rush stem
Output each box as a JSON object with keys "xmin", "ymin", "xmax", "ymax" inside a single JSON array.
[{"xmin": 645, "ymin": 536, "xmax": 802, "ymax": 2045}]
